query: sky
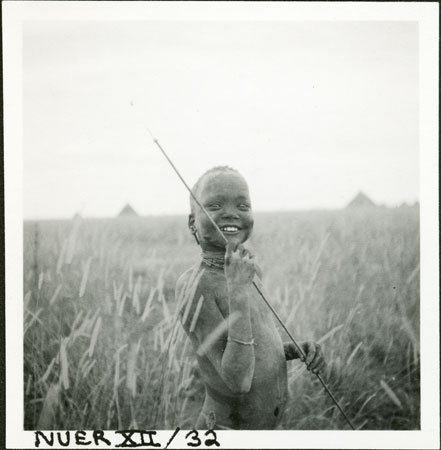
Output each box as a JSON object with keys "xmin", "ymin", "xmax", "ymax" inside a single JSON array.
[{"xmin": 23, "ymin": 20, "xmax": 419, "ymax": 219}]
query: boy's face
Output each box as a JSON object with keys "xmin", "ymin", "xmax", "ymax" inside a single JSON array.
[{"xmin": 189, "ymin": 172, "xmax": 254, "ymax": 251}]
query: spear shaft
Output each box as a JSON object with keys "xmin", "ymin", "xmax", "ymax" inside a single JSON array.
[{"xmin": 151, "ymin": 133, "xmax": 356, "ymax": 430}]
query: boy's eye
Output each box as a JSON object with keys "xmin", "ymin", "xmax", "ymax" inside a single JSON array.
[
  {"xmin": 207, "ymin": 203, "xmax": 221, "ymax": 210},
  {"xmin": 238, "ymin": 204, "xmax": 250, "ymax": 211}
]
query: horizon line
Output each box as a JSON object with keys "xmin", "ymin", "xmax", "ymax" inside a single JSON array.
[{"xmin": 23, "ymin": 202, "xmax": 420, "ymax": 222}]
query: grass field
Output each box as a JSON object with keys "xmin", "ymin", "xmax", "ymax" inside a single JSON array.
[{"xmin": 23, "ymin": 207, "xmax": 420, "ymax": 430}]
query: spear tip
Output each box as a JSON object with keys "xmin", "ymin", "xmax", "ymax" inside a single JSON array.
[{"xmin": 145, "ymin": 125, "xmax": 156, "ymax": 142}]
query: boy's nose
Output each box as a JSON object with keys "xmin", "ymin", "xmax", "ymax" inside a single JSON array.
[{"xmin": 221, "ymin": 207, "xmax": 240, "ymax": 219}]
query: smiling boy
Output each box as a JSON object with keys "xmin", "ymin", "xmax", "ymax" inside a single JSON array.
[{"xmin": 176, "ymin": 166, "xmax": 325, "ymax": 430}]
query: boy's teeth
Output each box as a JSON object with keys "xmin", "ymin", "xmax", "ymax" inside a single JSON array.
[{"xmin": 222, "ymin": 226, "xmax": 238, "ymax": 232}]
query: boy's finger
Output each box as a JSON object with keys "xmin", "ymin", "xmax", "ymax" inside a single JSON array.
[
  {"xmin": 243, "ymin": 248, "xmax": 254, "ymax": 259},
  {"xmin": 312, "ymin": 360, "xmax": 326, "ymax": 374},
  {"xmin": 242, "ymin": 254, "xmax": 250, "ymax": 265},
  {"xmin": 316, "ymin": 360, "xmax": 326, "ymax": 374},
  {"xmin": 305, "ymin": 342, "xmax": 316, "ymax": 365},
  {"xmin": 309, "ymin": 354, "xmax": 321, "ymax": 370},
  {"xmin": 238, "ymin": 244, "xmax": 247, "ymax": 257},
  {"xmin": 242, "ymin": 255, "xmax": 254, "ymax": 272},
  {"xmin": 309, "ymin": 346, "xmax": 323, "ymax": 370},
  {"xmin": 225, "ymin": 242, "xmax": 235, "ymax": 264},
  {"xmin": 248, "ymin": 259, "xmax": 257, "ymax": 275}
]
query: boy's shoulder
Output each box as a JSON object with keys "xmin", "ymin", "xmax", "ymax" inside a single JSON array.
[
  {"xmin": 176, "ymin": 259, "xmax": 263, "ymax": 291},
  {"xmin": 176, "ymin": 262, "xmax": 225, "ymax": 293},
  {"xmin": 176, "ymin": 263, "xmax": 199, "ymax": 295},
  {"xmin": 176, "ymin": 264, "xmax": 227, "ymax": 328}
]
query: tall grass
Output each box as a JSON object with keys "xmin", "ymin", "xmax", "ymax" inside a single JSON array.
[{"xmin": 23, "ymin": 208, "xmax": 420, "ymax": 430}]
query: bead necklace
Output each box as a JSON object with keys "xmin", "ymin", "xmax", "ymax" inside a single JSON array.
[{"xmin": 201, "ymin": 250, "xmax": 225, "ymax": 270}]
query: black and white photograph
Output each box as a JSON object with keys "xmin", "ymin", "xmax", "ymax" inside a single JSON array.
[{"xmin": 3, "ymin": 1, "xmax": 439, "ymax": 448}]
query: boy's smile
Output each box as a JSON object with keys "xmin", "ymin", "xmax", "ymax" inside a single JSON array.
[
  {"xmin": 189, "ymin": 171, "xmax": 254, "ymax": 251},
  {"xmin": 220, "ymin": 225, "xmax": 240, "ymax": 234}
]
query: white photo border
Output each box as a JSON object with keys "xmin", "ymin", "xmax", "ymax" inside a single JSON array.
[{"xmin": 4, "ymin": 1, "xmax": 439, "ymax": 449}]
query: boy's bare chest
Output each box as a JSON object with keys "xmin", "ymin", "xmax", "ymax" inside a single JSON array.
[
  {"xmin": 213, "ymin": 275, "xmax": 286, "ymax": 394},
  {"xmin": 200, "ymin": 269, "xmax": 283, "ymax": 349},
  {"xmin": 213, "ymin": 278, "xmax": 278, "ymax": 332}
]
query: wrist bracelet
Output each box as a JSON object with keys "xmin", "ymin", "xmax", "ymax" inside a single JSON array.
[{"xmin": 227, "ymin": 336, "xmax": 256, "ymax": 346}]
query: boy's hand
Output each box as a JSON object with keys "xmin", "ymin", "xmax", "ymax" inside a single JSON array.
[
  {"xmin": 225, "ymin": 241, "xmax": 256, "ymax": 287},
  {"xmin": 299, "ymin": 341, "xmax": 326, "ymax": 374}
]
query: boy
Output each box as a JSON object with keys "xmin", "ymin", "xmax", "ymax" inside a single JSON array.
[{"xmin": 176, "ymin": 166, "xmax": 325, "ymax": 430}]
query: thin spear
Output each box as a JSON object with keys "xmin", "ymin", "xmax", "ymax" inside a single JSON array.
[{"xmin": 148, "ymin": 129, "xmax": 356, "ymax": 430}]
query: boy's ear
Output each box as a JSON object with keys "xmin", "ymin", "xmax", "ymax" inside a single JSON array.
[
  {"xmin": 188, "ymin": 214, "xmax": 200, "ymax": 245},
  {"xmin": 188, "ymin": 214, "xmax": 195, "ymax": 230}
]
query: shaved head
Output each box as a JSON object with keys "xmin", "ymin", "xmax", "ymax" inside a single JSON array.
[{"xmin": 190, "ymin": 166, "xmax": 243, "ymax": 214}]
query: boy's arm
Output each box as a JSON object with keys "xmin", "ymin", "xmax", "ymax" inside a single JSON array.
[
  {"xmin": 177, "ymin": 245, "xmax": 256, "ymax": 394},
  {"xmin": 284, "ymin": 342, "xmax": 302, "ymax": 360},
  {"xmin": 221, "ymin": 282, "xmax": 255, "ymax": 393},
  {"xmin": 220, "ymin": 242, "xmax": 256, "ymax": 393}
]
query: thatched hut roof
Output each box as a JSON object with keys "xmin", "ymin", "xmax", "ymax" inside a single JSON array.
[
  {"xmin": 118, "ymin": 203, "xmax": 138, "ymax": 217},
  {"xmin": 346, "ymin": 191, "xmax": 376, "ymax": 209}
]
